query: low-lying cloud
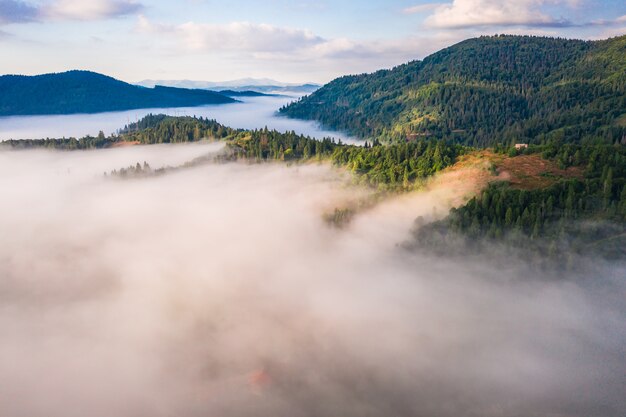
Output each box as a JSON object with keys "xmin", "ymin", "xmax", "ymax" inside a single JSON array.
[{"xmin": 0, "ymin": 143, "xmax": 625, "ymax": 417}]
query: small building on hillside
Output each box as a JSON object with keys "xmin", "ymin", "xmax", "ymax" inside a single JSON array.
[{"xmin": 515, "ymin": 143, "xmax": 529, "ymax": 150}]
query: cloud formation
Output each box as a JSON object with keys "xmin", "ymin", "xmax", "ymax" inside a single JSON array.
[
  {"xmin": 590, "ymin": 14, "xmax": 626, "ymax": 28},
  {"xmin": 135, "ymin": 15, "xmax": 457, "ymax": 71},
  {"xmin": 424, "ymin": 0, "xmax": 577, "ymax": 29},
  {"xmin": 137, "ymin": 16, "xmax": 323, "ymax": 53},
  {"xmin": 0, "ymin": 144, "xmax": 625, "ymax": 417}
]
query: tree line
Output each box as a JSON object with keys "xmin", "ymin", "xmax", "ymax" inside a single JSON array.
[
  {"xmin": 1, "ymin": 114, "xmax": 241, "ymax": 150},
  {"xmin": 228, "ymin": 127, "xmax": 464, "ymax": 189}
]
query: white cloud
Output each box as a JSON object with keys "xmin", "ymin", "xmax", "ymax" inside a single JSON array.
[
  {"xmin": 587, "ymin": 14, "xmax": 626, "ymax": 30},
  {"xmin": 424, "ymin": 0, "xmax": 577, "ymax": 29},
  {"xmin": 609, "ymin": 15, "xmax": 626, "ymax": 26},
  {"xmin": 402, "ymin": 3, "xmax": 444, "ymax": 15},
  {"xmin": 132, "ymin": 15, "xmax": 473, "ymax": 81},
  {"xmin": 135, "ymin": 15, "xmax": 457, "ymax": 68},
  {"xmin": 137, "ymin": 16, "xmax": 323, "ymax": 53}
]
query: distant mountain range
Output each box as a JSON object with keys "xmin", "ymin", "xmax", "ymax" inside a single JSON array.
[
  {"xmin": 0, "ymin": 71, "xmax": 237, "ymax": 116},
  {"xmin": 135, "ymin": 78, "xmax": 320, "ymax": 94},
  {"xmin": 281, "ymin": 34, "xmax": 626, "ymax": 147}
]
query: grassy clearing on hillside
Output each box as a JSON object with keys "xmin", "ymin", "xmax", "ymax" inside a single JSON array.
[
  {"xmin": 497, "ymin": 154, "xmax": 583, "ymax": 190},
  {"xmin": 443, "ymin": 150, "xmax": 584, "ymax": 191}
]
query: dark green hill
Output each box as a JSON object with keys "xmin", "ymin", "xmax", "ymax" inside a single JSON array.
[
  {"xmin": 280, "ymin": 35, "xmax": 626, "ymax": 147},
  {"xmin": 218, "ymin": 90, "xmax": 275, "ymax": 97},
  {"xmin": 0, "ymin": 70, "xmax": 236, "ymax": 116}
]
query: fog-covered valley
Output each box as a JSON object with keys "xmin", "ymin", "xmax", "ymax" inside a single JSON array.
[
  {"xmin": 1, "ymin": 144, "xmax": 624, "ymax": 417},
  {"xmin": 0, "ymin": 96, "xmax": 354, "ymax": 143}
]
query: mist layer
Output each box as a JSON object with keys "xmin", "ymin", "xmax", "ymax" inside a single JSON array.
[{"xmin": 0, "ymin": 145, "xmax": 624, "ymax": 417}]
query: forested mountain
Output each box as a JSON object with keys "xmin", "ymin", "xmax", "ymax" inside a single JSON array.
[
  {"xmin": 0, "ymin": 71, "xmax": 236, "ymax": 116},
  {"xmin": 217, "ymin": 90, "xmax": 274, "ymax": 97},
  {"xmin": 281, "ymin": 35, "xmax": 626, "ymax": 147}
]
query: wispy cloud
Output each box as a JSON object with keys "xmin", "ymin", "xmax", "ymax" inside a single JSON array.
[
  {"xmin": 402, "ymin": 3, "xmax": 444, "ymax": 15},
  {"xmin": 590, "ymin": 14, "xmax": 626, "ymax": 28}
]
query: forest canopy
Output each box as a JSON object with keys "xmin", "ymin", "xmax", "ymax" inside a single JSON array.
[{"xmin": 280, "ymin": 35, "xmax": 626, "ymax": 147}]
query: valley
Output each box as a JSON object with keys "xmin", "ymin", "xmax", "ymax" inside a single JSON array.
[{"xmin": 1, "ymin": 28, "xmax": 625, "ymax": 417}]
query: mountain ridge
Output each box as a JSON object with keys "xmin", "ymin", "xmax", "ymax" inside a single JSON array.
[
  {"xmin": 135, "ymin": 78, "xmax": 320, "ymax": 94},
  {"xmin": 280, "ymin": 34, "xmax": 626, "ymax": 147},
  {"xmin": 0, "ymin": 70, "xmax": 237, "ymax": 116}
]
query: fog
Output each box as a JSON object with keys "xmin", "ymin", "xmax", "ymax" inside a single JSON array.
[
  {"xmin": 1, "ymin": 144, "xmax": 624, "ymax": 417},
  {"xmin": 0, "ymin": 96, "xmax": 355, "ymax": 143}
]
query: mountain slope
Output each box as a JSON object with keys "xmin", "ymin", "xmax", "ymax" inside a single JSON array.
[
  {"xmin": 280, "ymin": 35, "xmax": 626, "ymax": 147},
  {"xmin": 412, "ymin": 143, "xmax": 626, "ymax": 262},
  {"xmin": 0, "ymin": 71, "xmax": 236, "ymax": 116}
]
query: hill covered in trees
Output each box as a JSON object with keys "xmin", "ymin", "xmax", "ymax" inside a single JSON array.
[
  {"xmin": 1, "ymin": 113, "xmax": 461, "ymax": 190},
  {"xmin": 1, "ymin": 114, "xmax": 241, "ymax": 149},
  {"xmin": 228, "ymin": 129, "xmax": 462, "ymax": 189},
  {"xmin": 0, "ymin": 71, "xmax": 236, "ymax": 116},
  {"xmin": 280, "ymin": 35, "xmax": 626, "ymax": 147}
]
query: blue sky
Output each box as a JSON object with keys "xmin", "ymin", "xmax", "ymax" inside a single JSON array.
[{"xmin": 0, "ymin": 0, "xmax": 624, "ymax": 83}]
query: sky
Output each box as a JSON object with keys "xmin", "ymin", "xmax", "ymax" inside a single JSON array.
[{"xmin": 0, "ymin": 0, "xmax": 625, "ymax": 83}]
